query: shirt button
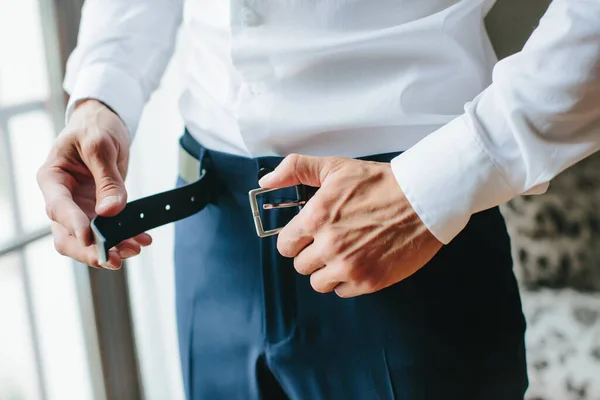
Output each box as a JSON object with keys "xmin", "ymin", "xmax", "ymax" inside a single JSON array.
[
  {"xmin": 249, "ymin": 82, "xmax": 267, "ymax": 96},
  {"xmin": 240, "ymin": 7, "xmax": 260, "ymax": 27}
]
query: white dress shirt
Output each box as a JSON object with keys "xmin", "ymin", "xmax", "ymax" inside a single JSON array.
[{"xmin": 64, "ymin": 0, "xmax": 600, "ymax": 245}]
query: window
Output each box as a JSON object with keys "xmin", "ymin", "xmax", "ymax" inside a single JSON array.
[
  {"xmin": 2, "ymin": 1, "xmax": 187, "ymax": 398},
  {"xmin": 0, "ymin": 1, "xmax": 99, "ymax": 399}
]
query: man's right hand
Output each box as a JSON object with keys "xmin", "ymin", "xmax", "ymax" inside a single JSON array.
[{"xmin": 37, "ymin": 99, "xmax": 152, "ymax": 270}]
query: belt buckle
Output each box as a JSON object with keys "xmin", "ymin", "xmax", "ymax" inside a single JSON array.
[{"xmin": 248, "ymin": 186, "xmax": 307, "ymax": 237}]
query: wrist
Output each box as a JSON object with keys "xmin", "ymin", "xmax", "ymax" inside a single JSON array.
[
  {"xmin": 73, "ymin": 98, "xmax": 117, "ymax": 116},
  {"xmin": 70, "ymin": 98, "xmax": 130, "ymax": 147}
]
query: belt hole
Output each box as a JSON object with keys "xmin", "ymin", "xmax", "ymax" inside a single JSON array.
[
  {"xmin": 140, "ymin": 213, "xmax": 144, "ymax": 219},
  {"xmin": 190, "ymin": 196, "xmax": 195, "ymax": 202},
  {"xmin": 165, "ymin": 204, "xmax": 171, "ymax": 211}
]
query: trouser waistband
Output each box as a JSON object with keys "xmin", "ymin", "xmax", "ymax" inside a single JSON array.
[
  {"xmin": 179, "ymin": 129, "xmax": 295, "ymax": 194},
  {"xmin": 179, "ymin": 128, "xmax": 403, "ymax": 193}
]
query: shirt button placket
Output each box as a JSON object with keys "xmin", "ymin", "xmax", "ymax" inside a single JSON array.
[
  {"xmin": 249, "ymin": 82, "xmax": 267, "ymax": 97},
  {"xmin": 240, "ymin": 6, "xmax": 260, "ymax": 27}
]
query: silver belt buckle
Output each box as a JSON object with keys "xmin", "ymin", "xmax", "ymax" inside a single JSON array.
[{"xmin": 248, "ymin": 186, "xmax": 307, "ymax": 237}]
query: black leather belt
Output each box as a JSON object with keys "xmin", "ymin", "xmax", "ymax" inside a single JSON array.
[{"xmin": 91, "ymin": 144, "xmax": 315, "ymax": 265}]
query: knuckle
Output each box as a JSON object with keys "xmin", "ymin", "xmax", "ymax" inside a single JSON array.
[
  {"xmin": 286, "ymin": 153, "xmax": 301, "ymax": 168},
  {"xmin": 325, "ymin": 156, "xmax": 342, "ymax": 165},
  {"xmin": 319, "ymin": 228, "xmax": 336, "ymax": 246},
  {"xmin": 346, "ymin": 263, "xmax": 365, "ymax": 282},
  {"xmin": 96, "ymin": 175, "xmax": 122, "ymax": 193},
  {"xmin": 318, "ymin": 240, "xmax": 337, "ymax": 262},
  {"xmin": 59, "ymin": 124, "xmax": 79, "ymax": 137},
  {"xmin": 360, "ymin": 274, "xmax": 376, "ymax": 289},
  {"xmin": 293, "ymin": 257, "xmax": 309, "ymax": 275},
  {"xmin": 84, "ymin": 253, "xmax": 99, "ymax": 268},
  {"xmin": 305, "ymin": 208, "xmax": 328, "ymax": 231},
  {"xmin": 288, "ymin": 153, "xmax": 308, "ymax": 176},
  {"xmin": 320, "ymin": 230, "xmax": 343, "ymax": 256},
  {"xmin": 325, "ymin": 156, "xmax": 346, "ymax": 173},
  {"xmin": 310, "ymin": 274, "xmax": 329, "ymax": 294},
  {"xmin": 86, "ymin": 259, "xmax": 98, "ymax": 268},
  {"xmin": 276, "ymin": 237, "xmax": 295, "ymax": 258},
  {"xmin": 335, "ymin": 289, "xmax": 353, "ymax": 299},
  {"xmin": 45, "ymin": 203, "xmax": 54, "ymax": 221},
  {"xmin": 276, "ymin": 153, "xmax": 300, "ymax": 176},
  {"xmin": 313, "ymin": 237, "xmax": 339, "ymax": 264},
  {"xmin": 54, "ymin": 128, "xmax": 77, "ymax": 148},
  {"xmin": 53, "ymin": 236, "xmax": 67, "ymax": 256},
  {"xmin": 359, "ymin": 272, "xmax": 381, "ymax": 293},
  {"xmin": 45, "ymin": 202, "xmax": 58, "ymax": 221},
  {"xmin": 36, "ymin": 165, "xmax": 47, "ymax": 186},
  {"xmin": 312, "ymin": 284, "xmax": 327, "ymax": 294},
  {"xmin": 277, "ymin": 224, "xmax": 308, "ymax": 258}
]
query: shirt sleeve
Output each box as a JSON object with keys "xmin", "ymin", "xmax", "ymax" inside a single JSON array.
[
  {"xmin": 63, "ymin": 0, "xmax": 183, "ymax": 138},
  {"xmin": 391, "ymin": 0, "xmax": 600, "ymax": 244}
]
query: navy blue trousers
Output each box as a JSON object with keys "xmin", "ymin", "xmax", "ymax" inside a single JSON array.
[{"xmin": 174, "ymin": 131, "xmax": 528, "ymax": 399}]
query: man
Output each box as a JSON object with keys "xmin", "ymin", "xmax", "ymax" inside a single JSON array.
[{"xmin": 37, "ymin": 0, "xmax": 600, "ymax": 398}]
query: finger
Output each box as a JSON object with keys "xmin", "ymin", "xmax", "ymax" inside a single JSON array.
[
  {"xmin": 293, "ymin": 242, "xmax": 325, "ymax": 276},
  {"xmin": 114, "ymin": 239, "xmax": 142, "ymax": 259},
  {"xmin": 335, "ymin": 282, "xmax": 373, "ymax": 299},
  {"xmin": 99, "ymin": 250, "xmax": 121, "ymax": 270},
  {"xmin": 82, "ymin": 136, "xmax": 127, "ymax": 216},
  {"xmin": 132, "ymin": 232, "xmax": 153, "ymax": 247},
  {"xmin": 52, "ymin": 222, "xmax": 122, "ymax": 270},
  {"xmin": 259, "ymin": 154, "xmax": 332, "ymax": 189},
  {"xmin": 38, "ymin": 167, "xmax": 92, "ymax": 244},
  {"xmin": 309, "ymin": 264, "xmax": 343, "ymax": 294},
  {"xmin": 277, "ymin": 187, "xmax": 335, "ymax": 258},
  {"xmin": 277, "ymin": 212, "xmax": 314, "ymax": 258},
  {"xmin": 334, "ymin": 282, "xmax": 364, "ymax": 298}
]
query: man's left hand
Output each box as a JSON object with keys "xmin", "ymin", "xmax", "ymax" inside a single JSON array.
[{"xmin": 259, "ymin": 154, "xmax": 443, "ymax": 298}]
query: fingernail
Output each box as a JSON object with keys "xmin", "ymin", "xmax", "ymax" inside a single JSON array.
[
  {"xmin": 258, "ymin": 171, "xmax": 274, "ymax": 186},
  {"xmin": 119, "ymin": 249, "xmax": 137, "ymax": 259},
  {"xmin": 98, "ymin": 195, "xmax": 119, "ymax": 210},
  {"xmin": 102, "ymin": 263, "xmax": 121, "ymax": 271}
]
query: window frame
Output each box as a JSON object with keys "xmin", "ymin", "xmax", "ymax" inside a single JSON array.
[{"xmin": 0, "ymin": 1, "xmax": 143, "ymax": 399}]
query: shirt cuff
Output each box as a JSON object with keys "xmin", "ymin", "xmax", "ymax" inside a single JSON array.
[
  {"xmin": 390, "ymin": 115, "xmax": 517, "ymax": 245},
  {"xmin": 63, "ymin": 63, "xmax": 145, "ymax": 140}
]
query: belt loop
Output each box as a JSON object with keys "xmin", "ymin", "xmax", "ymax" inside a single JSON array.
[{"xmin": 198, "ymin": 146, "xmax": 208, "ymax": 175}]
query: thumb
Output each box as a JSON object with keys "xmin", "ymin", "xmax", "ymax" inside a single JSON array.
[
  {"xmin": 85, "ymin": 144, "xmax": 128, "ymax": 216},
  {"xmin": 259, "ymin": 154, "xmax": 329, "ymax": 189},
  {"xmin": 93, "ymin": 162, "xmax": 127, "ymax": 216}
]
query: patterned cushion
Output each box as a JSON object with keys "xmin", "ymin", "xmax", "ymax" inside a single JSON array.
[
  {"xmin": 501, "ymin": 154, "xmax": 600, "ymax": 291},
  {"xmin": 523, "ymin": 289, "xmax": 600, "ymax": 400},
  {"xmin": 486, "ymin": 3, "xmax": 600, "ymax": 398}
]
